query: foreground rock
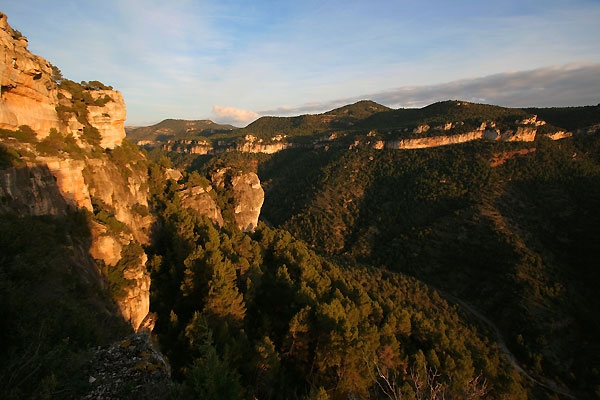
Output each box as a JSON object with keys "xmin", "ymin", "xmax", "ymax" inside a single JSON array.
[{"xmin": 83, "ymin": 333, "xmax": 171, "ymax": 400}]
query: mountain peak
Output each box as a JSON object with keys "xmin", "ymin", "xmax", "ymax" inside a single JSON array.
[{"xmin": 325, "ymin": 100, "xmax": 391, "ymax": 117}]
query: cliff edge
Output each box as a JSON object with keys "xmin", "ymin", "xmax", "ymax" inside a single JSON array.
[
  {"xmin": 0, "ymin": 12, "xmax": 125, "ymax": 148},
  {"xmin": 0, "ymin": 12, "xmax": 149, "ymax": 331}
]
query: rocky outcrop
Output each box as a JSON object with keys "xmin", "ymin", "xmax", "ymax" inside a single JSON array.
[
  {"xmin": 1, "ymin": 12, "xmax": 149, "ymax": 332},
  {"xmin": 1, "ymin": 13, "xmax": 126, "ymax": 148},
  {"xmin": 37, "ymin": 156, "xmax": 93, "ymax": 211},
  {"xmin": 0, "ymin": 13, "xmax": 61, "ymax": 137},
  {"xmin": 386, "ymin": 123, "xmax": 544, "ymax": 149},
  {"xmin": 180, "ymin": 184, "xmax": 224, "ymax": 226},
  {"xmin": 236, "ymin": 134, "xmax": 291, "ymax": 154},
  {"xmin": 87, "ymin": 90, "xmax": 127, "ymax": 149},
  {"xmin": 161, "ymin": 139, "xmax": 213, "ymax": 154},
  {"xmin": 85, "ymin": 158, "xmax": 153, "ymax": 244},
  {"xmin": 544, "ymin": 131, "xmax": 572, "ymax": 140},
  {"xmin": 90, "ymin": 221, "xmax": 123, "ymax": 267},
  {"xmin": 120, "ymin": 254, "xmax": 151, "ymax": 332},
  {"xmin": 231, "ymin": 172, "xmax": 264, "ymax": 231},
  {"xmin": 84, "ymin": 333, "xmax": 171, "ymax": 400},
  {"xmin": 387, "ymin": 131, "xmax": 486, "ymax": 149},
  {"xmin": 502, "ymin": 126, "xmax": 537, "ymax": 142},
  {"xmin": 83, "ymin": 157, "xmax": 153, "ymax": 331},
  {"xmin": 180, "ymin": 169, "xmax": 264, "ymax": 231}
]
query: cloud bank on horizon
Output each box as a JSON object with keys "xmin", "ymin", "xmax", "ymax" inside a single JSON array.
[
  {"xmin": 2, "ymin": 0, "xmax": 600, "ymax": 126},
  {"xmin": 258, "ymin": 63, "xmax": 600, "ymax": 119}
]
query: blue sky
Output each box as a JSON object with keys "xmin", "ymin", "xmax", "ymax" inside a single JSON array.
[{"xmin": 2, "ymin": 0, "xmax": 600, "ymax": 126}]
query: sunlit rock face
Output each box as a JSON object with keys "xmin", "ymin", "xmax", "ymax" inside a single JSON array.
[
  {"xmin": 0, "ymin": 13, "xmax": 61, "ymax": 137},
  {"xmin": 84, "ymin": 157, "xmax": 153, "ymax": 244},
  {"xmin": 180, "ymin": 184, "xmax": 224, "ymax": 226},
  {"xmin": 37, "ymin": 156, "xmax": 93, "ymax": 211},
  {"xmin": 120, "ymin": 253, "xmax": 151, "ymax": 332},
  {"xmin": 236, "ymin": 134, "xmax": 291, "ymax": 154},
  {"xmin": 179, "ymin": 169, "xmax": 264, "ymax": 231},
  {"xmin": 231, "ymin": 172, "xmax": 264, "ymax": 231},
  {"xmin": 387, "ymin": 131, "xmax": 485, "ymax": 149},
  {"xmin": 544, "ymin": 131, "xmax": 572, "ymax": 140},
  {"xmin": 1, "ymin": 13, "xmax": 126, "ymax": 148},
  {"xmin": 86, "ymin": 90, "xmax": 127, "ymax": 149},
  {"xmin": 90, "ymin": 221, "xmax": 123, "ymax": 267},
  {"xmin": 0, "ymin": 12, "xmax": 147, "ymax": 332},
  {"xmin": 502, "ymin": 126, "xmax": 537, "ymax": 142}
]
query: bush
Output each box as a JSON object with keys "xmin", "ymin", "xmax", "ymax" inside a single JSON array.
[
  {"xmin": 36, "ymin": 128, "xmax": 84, "ymax": 157},
  {"xmin": 0, "ymin": 125, "xmax": 37, "ymax": 143}
]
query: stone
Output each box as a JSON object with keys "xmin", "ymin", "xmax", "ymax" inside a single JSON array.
[
  {"xmin": 86, "ymin": 90, "xmax": 127, "ymax": 149},
  {"xmin": 180, "ymin": 184, "xmax": 224, "ymax": 226},
  {"xmin": 0, "ymin": 13, "xmax": 61, "ymax": 137},
  {"xmin": 83, "ymin": 333, "xmax": 171, "ymax": 399},
  {"xmin": 231, "ymin": 172, "xmax": 264, "ymax": 231},
  {"xmin": 0, "ymin": 13, "xmax": 126, "ymax": 148}
]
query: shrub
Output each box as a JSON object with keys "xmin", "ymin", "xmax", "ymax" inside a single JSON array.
[{"xmin": 0, "ymin": 126, "xmax": 37, "ymax": 143}]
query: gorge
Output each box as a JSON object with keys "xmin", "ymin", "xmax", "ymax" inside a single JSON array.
[{"xmin": 2, "ymin": 10, "xmax": 600, "ymax": 400}]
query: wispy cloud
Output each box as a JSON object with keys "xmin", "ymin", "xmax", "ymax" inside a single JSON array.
[
  {"xmin": 212, "ymin": 105, "xmax": 259, "ymax": 125},
  {"xmin": 259, "ymin": 63, "xmax": 600, "ymax": 116},
  {"xmin": 3, "ymin": 1, "xmax": 600, "ymax": 125}
]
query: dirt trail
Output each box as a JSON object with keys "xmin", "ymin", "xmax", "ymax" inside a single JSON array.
[
  {"xmin": 379, "ymin": 267, "xmax": 576, "ymax": 398},
  {"xmin": 439, "ymin": 290, "xmax": 576, "ymax": 399}
]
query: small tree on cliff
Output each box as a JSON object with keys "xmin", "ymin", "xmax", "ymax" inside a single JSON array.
[{"xmin": 50, "ymin": 63, "xmax": 63, "ymax": 84}]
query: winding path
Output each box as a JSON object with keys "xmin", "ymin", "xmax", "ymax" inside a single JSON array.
[
  {"xmin": 379, "ymin": 268, "xmax": 575, "ymax": 398},
  {"xmin": 438, "ymin": 290, "xmax": 576, "ymax": 399}
]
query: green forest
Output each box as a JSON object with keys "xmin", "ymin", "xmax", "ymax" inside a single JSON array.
[
  {"xmin": 2, "ymin": 101, "xmax": 600, "ymax": 399},
  {"xmin": 142, "ymin": 128, "xmax": 600, "ymax": 398}
]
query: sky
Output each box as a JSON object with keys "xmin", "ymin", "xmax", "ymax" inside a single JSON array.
[{"xmin": 2, "ymin": 1, "xmax": 600, "ymax": 126}]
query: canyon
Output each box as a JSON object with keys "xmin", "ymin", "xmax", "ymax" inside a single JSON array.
[{"xmin": 0, "ymin": 12, "xmax": 264, "ymax": 332}]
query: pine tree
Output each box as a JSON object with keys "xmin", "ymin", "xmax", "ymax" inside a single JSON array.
[{"xmin": 204, "ymin": 257, "xmax": 246, "ymax": 326}]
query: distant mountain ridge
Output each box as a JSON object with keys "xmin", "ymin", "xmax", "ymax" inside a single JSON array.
[
  {"xmin": 129, "ymin": 100, "xmax": 598, "ymax": 155},
  {"xmin": 125, "ymin": 119, "xmax": 237, "ymax": 144}
]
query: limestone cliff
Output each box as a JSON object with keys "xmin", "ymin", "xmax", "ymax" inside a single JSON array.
[
  {"xmin": 386, "ymin": 121, "xmax": 543, "ymax": 150},
  {"xmin": 0, "ymin": 13, "xmax": 61, "ymax": 136},
  {"xmin": 180, "ymin": 184, "xmax": 224, "ymax": 226},
  {"xmin": 178, "ymin": 167, "xmax": 264, "ymax": 231},
  {"xmin": 1, "ymin": 12, "xmax": 125, "ymax": 148},
  {"xmin": 161, "ymin": 139, "xmax": 213, "ymax": 154},
  {"xmin": 0, "ymin": 164, "xmax": 71, "ymax": 215},
  {"xmin": 0, "ymin": 13, "xmax": 149, "ymax": 331},
  {"xmin": 86, "ymin": 90, "xmax": 127, "ymax": 149},
  {"xmin": 231, "ymin": 172, "xmax": 264, "ymax": 231},
  {"xmin": 236, "ymin": 134, "xmax": 291, "ymax": 154},
  {"xmin": 0, "ymin": 143, "xmax": 154, "ymax": 332}
]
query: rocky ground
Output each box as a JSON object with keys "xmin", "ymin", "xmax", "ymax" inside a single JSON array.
[{"xmin": 82, "ymin": 333, "xmax": 171, "ymax": 400}]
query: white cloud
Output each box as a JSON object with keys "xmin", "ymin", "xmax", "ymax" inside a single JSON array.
[
  {"xmin": 258, "ymin": 63, "xmax": 600, "ymax": 117},
  {"xmin": 212, "ymin": 105, "xmax": 259, "ymax": 126}
]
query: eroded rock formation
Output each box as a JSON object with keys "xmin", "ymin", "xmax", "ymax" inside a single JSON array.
[
  {"xmin": 87, "ymin": 90, "xmax": 127, "ymax": 149},
  {"xmin": 1, "ymin": 12, "xmax": 126, "ymax": 148},
  {"xmin": 0, "ymin": 13, "xmax": 61, "ymax": 136},
  {"xmin": 0, "ymin": 13, "xmax": 149, "ymax": 331},
  {"xmin": 231, "ymin": 172, "xmax": 264, "ymax": 231},
  {"xmin": 179, "ymin": 168, "xmax": 264, "ymax": 231},
  {"xmin": 180, "ymin": 184, "xmax": 224, "ymax": 226},
  {"xmin": 0, "ymin": 164, "xmax": 70, "ymax": 215}
]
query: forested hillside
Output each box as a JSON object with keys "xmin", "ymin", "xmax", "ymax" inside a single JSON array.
[
  {"xmin": 146, "ymin": 167, "xmax": 528, "ymax": 399},
  {"xmin": 255, "ymin": 133, "xmax": 600, "ymax": 399},
  {"xmin": 134, "ymin": 101, "xmax": 600, "ymax": 399}
]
